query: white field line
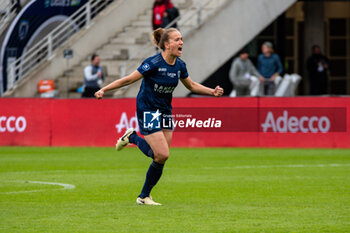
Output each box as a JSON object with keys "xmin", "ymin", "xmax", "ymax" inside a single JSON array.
[
  {"xmin": 203, "ymin": 163, "xmax": 350, "ymax": 170},
  {"xmin": 1, "ymin": 170, "xmax": 67, "ymax": 175},
  {"xmin": 1, "ymin": 181, "xmax": 75, "ymax": 194},
  {"xmin": 1, "ymin": 168, "xmax": 142, "ymax": 174}
]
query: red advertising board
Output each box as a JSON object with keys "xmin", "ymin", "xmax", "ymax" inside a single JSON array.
[
  {"xmin": 51, "ymin": 99, "xmax": 137, "ymax": 147},
  {"xmin": 257, "ymin": 97, "xmax": 349, "ymax": 148},
  {"xmin": 0, "ymin": 97, "xmax": 349, "ymax": 148},
  {"xmin": 0, "ymin": 98, "xmax": 51, "ymax": 146}
]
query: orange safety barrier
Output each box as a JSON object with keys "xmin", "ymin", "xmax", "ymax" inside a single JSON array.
[{"xmin": 38, "ymin": 80, "xmax": 55, "ymax": 93}]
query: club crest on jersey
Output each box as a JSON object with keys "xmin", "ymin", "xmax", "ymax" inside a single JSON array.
[{"xmin": 142, "ymin": 63, "xmax": 150, "ymax": 71}]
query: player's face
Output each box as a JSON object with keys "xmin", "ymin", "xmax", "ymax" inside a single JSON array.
[{"xmin": 167, "ymin": 31, "xmax": 183, "ymax": 57}]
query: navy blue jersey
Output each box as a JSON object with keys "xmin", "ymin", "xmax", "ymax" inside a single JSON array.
[{"xmin": 136, "ymin": 53, "xmax": 189, "ymax": 112}]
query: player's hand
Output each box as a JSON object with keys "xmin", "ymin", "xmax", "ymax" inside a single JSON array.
[
  {"xmin": 259, "ymin": 76, "xmax": 265, "ymax": 82},
  {"xmin": 213, "ymin": 86, "xmax": 224, "ymax": 97},
  {"xmin": 95, "ymin": 89, "xmax": 104, "ymax": 99}
]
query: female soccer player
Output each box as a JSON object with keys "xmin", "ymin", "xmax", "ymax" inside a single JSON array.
[{"xmin": 95, "ymin": 28, "xmax": 224, "ymax": 205}]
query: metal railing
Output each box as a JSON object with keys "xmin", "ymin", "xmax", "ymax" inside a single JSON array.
[
  {"xmin": 0, "ymin": 0, "xmax": 17, "ymax": 36},
  {"xmin": 6, "ymin": 0, "xmax": 115, "ymax": 90},
  {"xmin": 116, "ymin": 0, "xmax": 226, "ymax": 95}
]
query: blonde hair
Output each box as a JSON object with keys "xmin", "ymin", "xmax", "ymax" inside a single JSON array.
[{"xmin": 152, "ymin": 27, "xmax": 178, "ymax": 51}]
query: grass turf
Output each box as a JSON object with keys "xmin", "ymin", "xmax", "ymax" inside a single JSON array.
[{"xmin": 0, "ymin": 147, "xmax": 349, "ymax": 232}]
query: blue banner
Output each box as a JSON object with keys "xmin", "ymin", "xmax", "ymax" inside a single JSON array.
[{"xmin": 0, "ymin": 0, "xmax": 89, "ymax": 95}]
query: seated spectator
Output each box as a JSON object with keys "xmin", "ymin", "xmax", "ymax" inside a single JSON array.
[
  {"xmin": 82, "ymin": 54, "xmax": 104, "ymax": 98},
  {"xmin": 257, "ymin": 42, "xmax": 283, "ymax": 96},
  {"xmin": 152, "ymin": 0, "xmax": 174, "ymax": 30},
  {"xmin": 307, "ymin": 45, "xmax": 329, "ymax": 95},
  {"xmin": 229, "ymin": 48, "xmax": 263, "ymax": 97}
]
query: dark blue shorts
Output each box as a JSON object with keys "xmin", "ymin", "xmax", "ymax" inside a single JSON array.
[{"xmin": 137, "ymin": 109, "xmax": 174, "ymax": 135}]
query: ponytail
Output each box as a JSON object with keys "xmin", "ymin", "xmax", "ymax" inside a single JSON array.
[{"xmin": 152, "ymin": 28, "xmax": 165, "ymax": 49}]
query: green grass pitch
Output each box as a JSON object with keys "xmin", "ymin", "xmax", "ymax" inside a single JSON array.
[{"xmin": 0, "ymin": 147, "xmax": 350, "ymax": 232}]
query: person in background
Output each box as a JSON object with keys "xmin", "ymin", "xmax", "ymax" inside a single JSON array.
[
  {"xmin": 257, "ymin": 41, "xmax": 283, "ymax": 96},
  {"xmin": 82, "ymin": 54, "xmax": 104, "ymax": 98},
  {"xmin": 152, "ymin": 0, "xmax": 174, "ymax": 30},
  {"xmin": 161, "ymin": 5, "xmax": 179, "ymax": 28},
  {"xmin": 229, "ymin": 48, "xmax": 263, "ymax": 97},
  {"xmin": 307, "ymin": 45, "xmax": 329, "ymax": 95}
]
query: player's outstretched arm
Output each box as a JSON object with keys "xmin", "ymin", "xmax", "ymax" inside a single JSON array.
[
  {"xmin": 180, "ymin": 76, "xmax": 224, "ymax": 97},
  {"xmin": 95, "ymin": 70, "xmax": 143, "ymax": 99}
]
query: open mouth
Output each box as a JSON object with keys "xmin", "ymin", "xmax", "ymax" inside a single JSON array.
[{"xmin": 178, "ymin": 47, "xmax": 183, "ymax": 52}]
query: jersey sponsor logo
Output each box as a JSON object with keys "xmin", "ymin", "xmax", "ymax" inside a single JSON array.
[
  {"xmin": 158, "ymin": 68, "xmax": 167, "ymax": 76},
  {"xmin": 143, "ymin": 110, "xmax": 161, "ymax": 129},
  {"xmin": 154, "ymin": 84, "xmax": 176, "ymax": 94},
  {"xmin": 0, "ymin": 116, "xmax": 27, "ymax": 133},
  {"xmin": 142, "ymin": 63, "xmax": 150, "ymax": 71},
  {"xmin": 261, "ymin": 110, "xmax": 331, "ymax": 133},
  {"xmin": 167, "ymin": 72, "xmax": 177, "ymax": 78}
]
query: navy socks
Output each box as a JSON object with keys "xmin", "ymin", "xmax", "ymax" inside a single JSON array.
[
  {"xmin": 129, "ymin": 132, "xmax": 163, "ymax": 198},
  {"xmin": 139, "ymin": 161, "xmax": 164, "ymax": 198},
  {"xmin": 129, "ymin": 133, "xmax": 154, "ymax": 159}
]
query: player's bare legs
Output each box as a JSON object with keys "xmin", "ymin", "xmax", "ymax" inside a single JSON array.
[
  {"xmin": 144, "ymin": 131, "xmax": 170, "ymax": 164},
  {"xmin": 162, "ymin": 129, "xmax": 173, "ymax": 148}
]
